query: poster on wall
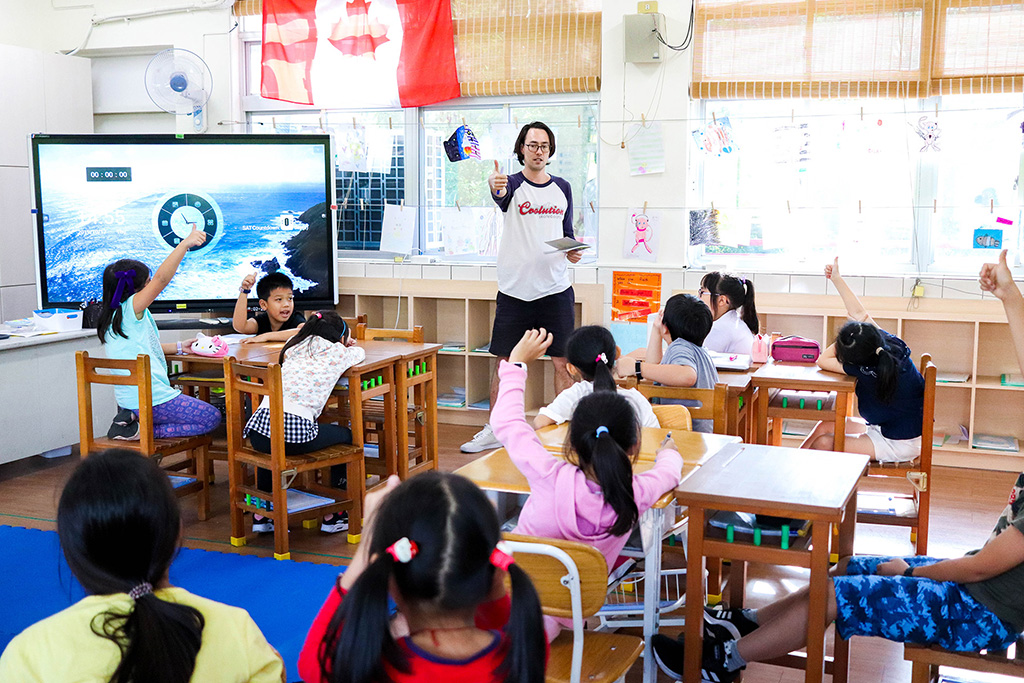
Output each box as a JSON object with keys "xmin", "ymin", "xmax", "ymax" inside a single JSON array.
[
  {"xmin": 610, "ymin": 271, "xmax": 661, "ymax": 355},
  {"xmin": 622, "ymin": 209, "xmax": 661, "ymax": 262}
]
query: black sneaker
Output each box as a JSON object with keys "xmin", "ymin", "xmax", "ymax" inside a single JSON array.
[
  {"xmin": 252, "ymin": 515, "xmax": 274, "ymax": 534},
  {"xmin": 651, "ymin": 633, "xmax": 741, "ymax": 683},
  {"xmin": 112, "ymin": 408, "xmax": 136, "ymax": 427},
  {"xmin": 107, "ymin": 421, "xmax": 140, "ymax": 441},
  {"xmin": 320, "ymin": 512, "xmax": 349, "ymax": 534},
  {"xmin": 705, "ymin": 605, "xmax": 759, "ymax": 638}
]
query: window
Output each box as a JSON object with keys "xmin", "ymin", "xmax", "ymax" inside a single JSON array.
[{"xmin": 690, "ymin": 94, "xmax": 1024, "ymax": 275}]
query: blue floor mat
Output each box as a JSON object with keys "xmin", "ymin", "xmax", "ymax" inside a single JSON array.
[{"xmin": 0, "ymin": 525, "xmax": 343, "ymax": 681}]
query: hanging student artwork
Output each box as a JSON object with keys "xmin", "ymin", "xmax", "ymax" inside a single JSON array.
[
  {"xmin": 335, "ymin": 125, "xmax": 369, "ymax": 172},
  {"xmin": 378, "ymin": 204, "xmax": 416, "ymax": 255},
  {"xmin": 622, "ymin": 209, "xmax": 660, "ymax": 263},
  {"xmin": 692, "ymin": 116, "xmax": 736, "ymax": 156},
  {"xmin": 626, "ymin": 121, "xmax": 666, "ymax": 175},
  {"xmin": 911, "ymin": 116, "xmax": 941, "ymax": 152},
  {"xmin": 443, "ymin": 125, "xmax": 481, "ymax": 162}
]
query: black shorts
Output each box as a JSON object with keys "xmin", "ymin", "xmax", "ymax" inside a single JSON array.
[{"xmin": 490, "ymin": 287, "xmax": 575, "ymax": 358}]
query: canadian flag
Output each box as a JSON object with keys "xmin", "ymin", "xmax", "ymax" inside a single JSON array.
[{"xmin": 261, "ymin": 0, "xmax": 460, "ymax": 108}]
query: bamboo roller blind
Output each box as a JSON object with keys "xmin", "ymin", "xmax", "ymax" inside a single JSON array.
[
  {"xmin": 235, "ymin": 0, "xmax": 602, "ymax": 97},
  {"xmin": 692, "ymin": 0, "xmax": 1024, "ymax": 98}
]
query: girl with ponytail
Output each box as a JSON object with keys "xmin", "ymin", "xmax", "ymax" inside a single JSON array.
[
  {"xmin": 299, "ymin": 473, "xmax": 547, "ymax": 683},
  {"xmin": 699, "ymin": 271, "xmax": 760, "ymax": 354},
  {"xmin": 0, "ymin": 448, "xmax": 284, "ymax": 682},
  {"xmin": 492, "ymin": 329, "xmax": 683, "ymax": 640},
  {"xmin": 803, "ymin": 257, "xmax": 925, "ymax": 463},
  {"xmin": 533, "ymin": 325, "xmax": 659, "ymax": 429}
]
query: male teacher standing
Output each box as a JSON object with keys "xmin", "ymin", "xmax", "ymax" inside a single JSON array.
[{"xmin": 461, "ymin": 121, "xmax": 584, "ymax": 453}]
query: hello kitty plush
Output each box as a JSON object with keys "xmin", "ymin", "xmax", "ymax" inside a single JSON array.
[{"xmin": 190, "ymin": 332, "xmax": 228, "ymax": 357}]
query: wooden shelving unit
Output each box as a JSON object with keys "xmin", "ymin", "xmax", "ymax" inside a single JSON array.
[{"xmin": 338, "ymin": 278, "xmax": 603, "ymax": 426}]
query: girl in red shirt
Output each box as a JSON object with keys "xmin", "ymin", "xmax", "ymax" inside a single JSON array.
[{"xmin": 298, "ymin": 473, "xmax": 546, "ymax": 683}]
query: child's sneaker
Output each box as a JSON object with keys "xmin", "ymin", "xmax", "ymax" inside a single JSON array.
[
  {"xmin": 650, "ymin": 633, "xmax": 741, "ymax": 683},
  {"xmin": 705, "ymin": 605, "xmax": 759, "ymax": 638},
  {"xmin": 112, "ymin": 408, "xmax": 136, "ymax": 427},
  {"xmin": 321, "ymin": 512, "xmax": 349, "ymax": 534},
  {"xmin": 108, "ymin": 421, "xmax": 140, "ymax": 441},
  {"xmin": 460, "ymin": 424, "xmax": 501, "ymax": 453},
  {"xmin": 252, "ymin": 515, "xmax": 274, "ymax": 534}
]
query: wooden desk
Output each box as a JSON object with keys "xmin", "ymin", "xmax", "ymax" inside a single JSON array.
[
  {"xmin": 675, "ymin": 443, "xmax": 868, "ymax": 683},
  {"xmin": 718, "ymin": 368, "xmax": 758, "ymax": 442},
  {"xmin": 751, "ymin": 362, "xmax": 856, "ymax": 450},
  {"xmin": 456, "ymin": 430, "xmax": 741, "ymax": 683}
]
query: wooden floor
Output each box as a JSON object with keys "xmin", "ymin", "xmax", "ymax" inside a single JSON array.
[{"xmin": 0, "ymin": 426, "xmax": 1018, "ymax": 683}]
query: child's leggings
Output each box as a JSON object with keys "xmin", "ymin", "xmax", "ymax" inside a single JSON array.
[
  {"xmin": 133, "ymin": 394, "xmax": 221, "ymax": 439},
  {"xmin": 250, "ymin": 424, "xmax": 352, "ymax": 493}
]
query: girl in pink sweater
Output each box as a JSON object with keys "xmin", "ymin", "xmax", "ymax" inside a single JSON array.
[{"xmin": 492, "ymin": 329, "xmax": 684, "ymax": 638}]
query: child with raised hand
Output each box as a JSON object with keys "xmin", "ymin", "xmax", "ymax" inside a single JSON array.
[
  {"xmin": 299, "ymin": 472, "xmax": 546, "ymax": 683},
  {"xmin": 494, "ymin": 328, "xmax": 683, "ymax": 639},
  {"xmin": 244, "ymin": 310, "xmax": 364, "ymax": 535},
  {"xmin": 533, "ymin": 324, "xmax": 659, "ymax": 429},
  {"xmin": 804, "ymin": 257, "xmax": 924, "ymax": 462},
  {"xmin": 979, "ymin": 249, "xmax": 1024, "ymax": 371},
  {"xmin": 233, "ymin": 271, "xmax": 306, "ymax": 344},
  {"xmin": 699, "ymin": 271, "xmax": 760, "ymax": 354},
  {"xmin": 0, "ymin": 448, "xmax": 285, "ymax": 683},
  {"xmin": 624, "ymin": 294, "xmax": 719, "ymax": 432},
  {"xmin": 98, "ymin": 226, "xmax": 221, "ymax": 441}
]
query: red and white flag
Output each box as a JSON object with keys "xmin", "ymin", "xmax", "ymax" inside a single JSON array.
[{"xmin": 261, "ymin": 0, "xmax": 460, "ymax": 108}]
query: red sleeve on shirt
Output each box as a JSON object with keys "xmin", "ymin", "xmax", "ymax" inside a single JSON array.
[{"xmin": 298, "ymin": 585, "xmax": 344, "ymax": 683}]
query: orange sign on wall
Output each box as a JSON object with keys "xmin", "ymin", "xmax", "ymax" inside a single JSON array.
[{"xmin": 611, "ymin": 271, "xmax": 662, "ymax": 322}]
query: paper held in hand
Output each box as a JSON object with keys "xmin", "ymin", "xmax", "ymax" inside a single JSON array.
[{"xmin": 545, "ymin": 237, "xmax": 591, "ymax": 253}]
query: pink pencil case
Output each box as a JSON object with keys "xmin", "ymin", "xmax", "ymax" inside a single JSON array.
[{"xmin": 770, "ymin": 336, "xmax": 821, "ymax": 363}]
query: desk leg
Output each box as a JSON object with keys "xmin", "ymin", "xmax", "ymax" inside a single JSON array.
[
  {"xmin": 383, "ymin": 366, "xmax": 398, "ymax": 480},
  {"xmin": 756, "ymin": 386, "xmax": 770, "ymax": 445},
  {"xmin": 425, "ymin": 354, "xmax": 438, "ymax": 470},
  {"xmin": 832, "ymin": 496, "xmax": 857, "ymax": 683},
  {"xmin": 348, "ymin": 378, "xmax": 364, "ymax": 541},
  {"xmin": 642, "ymin": 506, "xmax": 664, "ymax": 683},
  {"xmin": 805, "ymin": 520, "xmax": 830, "ymax": 683},
  {"xmin": 684, "ymin": 506, "xmax": 706, "ymax": 683},
  {"xmin": 395, "ymin": 364, "xmax": 411, "ymax": 479},
  {"xmin": 833, "ymin": 392, "xmax": 848, "ymax": 453}
]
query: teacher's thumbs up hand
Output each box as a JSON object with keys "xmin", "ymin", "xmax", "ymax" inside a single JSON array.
[{"xmin": 489, "ymin": 160, "xmax": 508, "ymax": 198}]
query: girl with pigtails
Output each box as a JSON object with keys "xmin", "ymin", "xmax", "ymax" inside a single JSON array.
[
  {"xmin": 699, "ymin": 271, "xmax": 761, "ymax": 355},
  {"xmin": 493, "ymin": 328, "xmax": 684, "ymax": 640},
  {"xmin": 298, "ymin": 473, "xmax": 547, "ymax": 683},
  {"xmin": 801, "ymin": 257, "xmax": 925, "ymax": 462}
]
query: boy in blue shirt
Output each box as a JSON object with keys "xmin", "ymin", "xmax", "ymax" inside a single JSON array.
[{"xmin": 622, "ymin": 293, "xmax": 719, "ymax": 432}]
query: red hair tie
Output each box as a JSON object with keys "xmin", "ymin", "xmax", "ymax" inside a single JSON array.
[
  {"xmin": 385, "ymin": 537, "xmax": 418, "ymax": 563},
  {"xmin": 490, "ymin": 541, "xmax": 515, "ymax": 571},
  {"xmin": 314, "ymin": 312, "xmax": 322, "ymax": 319}
]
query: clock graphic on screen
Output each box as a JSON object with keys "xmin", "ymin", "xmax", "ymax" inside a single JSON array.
[{"xmin": 152, "ymin": 192, "xmax": 224, "ymax": 253}]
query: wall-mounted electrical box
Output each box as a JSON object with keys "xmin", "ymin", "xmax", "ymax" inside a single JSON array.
[{"xmin": 623, "ymin": 12, "xmax": 666, "ymax": 63}]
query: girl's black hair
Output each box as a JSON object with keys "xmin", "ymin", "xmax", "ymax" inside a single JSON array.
[
  {"xmin": 278, "ymin": 309, "xmax": 349, "ymax": 364},
  {"xmin": 97, "ymin": 259, "xmax": 150, "ymax": 343},
  {"xmin": 513, "ymin": 121, "xmax": 556, "ymax": 165},
  {"xmin": 701, "ymin": 272, "xmax": 759, "ymax": 335},
  {"xmin": 58, "ymin": 448, "xmax": 204, "ymax": 683},
  {"xmin": 565, "ymin": 325, "xmax": 618, "ymax": 392},
  {"xmin": 320, "ymin": 472, "xmax": 545, "ymax": 683},
  {"xmin": 835, "ymin": 322, "xmax": 900, "ymax": 403},
  {"xmin": 567, "ymin": 392, "xmax": 640, "ymax": 537}
]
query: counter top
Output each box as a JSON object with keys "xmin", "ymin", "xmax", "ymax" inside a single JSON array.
[{"xmin": 0, "ymin": 329, "xmax": 96, "ymax": 352}]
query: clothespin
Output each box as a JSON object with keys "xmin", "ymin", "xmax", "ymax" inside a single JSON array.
[
  {"xmin": 860, "ymin": 106, "xmax": 864, "ymax": 121},
  {"xmin": 641, "ymin": 113, "xmax": 646, "ymax": 126},
  {"xmin": 578, "ymin": 114, "xmax": 581, "ymax": 128},
  {"xmin": 642, "ymin": 201, "xmax": 648, "ymax": 213},
  {"xmin": 710, "ymin": 201, "xmax": 715, "ymax": 212},
  {"xmin": 791, "ymin": 109, "xmax": 794, "ymax": 123},
  {"xmin": 462, "ymin": 117, "xmax": 466, "ymax": 127},
  {"xmin": 419, "ymin": 116, "xmax": 424, "ymax": 129},
  {"xmin": 933, "ymin": 199, "xmax": 937, "ymax": 214},
  {"xmin": 858, "ymin": 199, "xmax": 862, "ymax": 214},
  {"xmin": 318, "ymin": 111, "xmax": 325, "ymax": 131},
  {"xmin": 513, "ymin": 115, "xmax": 518, "ymax": 128},
  {"xmin": 991, "ymin": 199, "xmax": 994, "ymax": 214},
  {"xmin": 400, "ymin": 198, "xmax": 405, "ymax": 211},
  {"xmin": 935, "ymin": 102, "xmax": 939, "ymax": 118},
  {"xmin": 352, "ymin": 116, "xmax": 357, "ymax": 129},
  {"xmin": 271, "ymin": 116, "xmax": 277, "ymax": 131},
  {"xmin": 620, "ymin": 140, "xmax": 626, "ymax": 149},
  {"xmin": 712, "ymin": 112, "xmax": 717, "ymax": 125},
  {"xmin": 388, "ymin": 116, "xmax": 392, "ymax": 130},
  {"xmin": 589, "ymin": 201, "xmax": 595, "ymax": 213},
  {"xmin": 787, "ymin": 200, "xmax": 791, "ymax": 214},
  {"xmin": 455, "ymin": 198, "xmax": 461, "ymax": 212},
  {"xmin": 360, "ymin": 198, "xmax": 365, "ymax": 211}
]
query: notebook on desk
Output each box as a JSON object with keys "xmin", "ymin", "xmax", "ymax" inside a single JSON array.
[{"xmin": 709, "ymin": 352, "xmax": 752, "ymax": 371}]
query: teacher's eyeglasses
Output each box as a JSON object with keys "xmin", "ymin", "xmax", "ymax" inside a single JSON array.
[{"xmin": 524, "ymin": 143, "xmax": 550, "ymax": 153}]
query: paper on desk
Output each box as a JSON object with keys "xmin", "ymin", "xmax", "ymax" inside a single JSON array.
[{"xmin": 217, "ymin": 334, "xmax": 255, "ymax": 345}]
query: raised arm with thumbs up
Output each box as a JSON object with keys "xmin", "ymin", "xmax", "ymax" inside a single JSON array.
[
  {"xmin": 980, "ymin": 249, "xmax": 1024, "ymax": 374},
  {"xmin": 488, "ymin": 160, "xmax": 508, "ymax": 197}
]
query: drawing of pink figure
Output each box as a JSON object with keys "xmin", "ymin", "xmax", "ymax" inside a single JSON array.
[{"xmin": 631, "ymin": 213, "xmax": 653, "ymax": 254}]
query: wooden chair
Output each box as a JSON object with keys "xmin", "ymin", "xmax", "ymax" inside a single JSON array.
[
  {"xmin": 858, "ymin": 353, "xmax": 937, "ymax": 555},
  {"xmin": 355, "ymin": 323, "xmax": 424, "ymax": 343},
  {"xmin": 651, "ymin": 404, "xmax": 692, "ymax": 431},
  {"xmin": 503, "ymin": 533, "xmax": 644, "ymax": 683},
  {"xmin": 631, "ymin": 379, "xmax": 728, "ymax": 434},
  {"xmin": 905, "ymin": 638, "xmax": 1024, "ymax": 683},
  {"xmin": 342, "ymin": 313, "xmax": 367, "ymax": 330},
  {"xmin": 223, "ymin": 357, "xmax": 366, "ymax": 559},
  {"xmin": 76, "ymin": 351, "xmax": 210, "ymax": 520}
]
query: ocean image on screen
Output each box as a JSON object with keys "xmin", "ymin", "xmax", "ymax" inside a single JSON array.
[{"xmin": 36, "ymin": 141, "xmax": 333, "ymax": 307}]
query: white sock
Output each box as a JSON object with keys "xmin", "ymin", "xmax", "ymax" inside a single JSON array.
[{"xmin": 723, "ymin": 638, "xmax": 747, "ymax": 671}]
